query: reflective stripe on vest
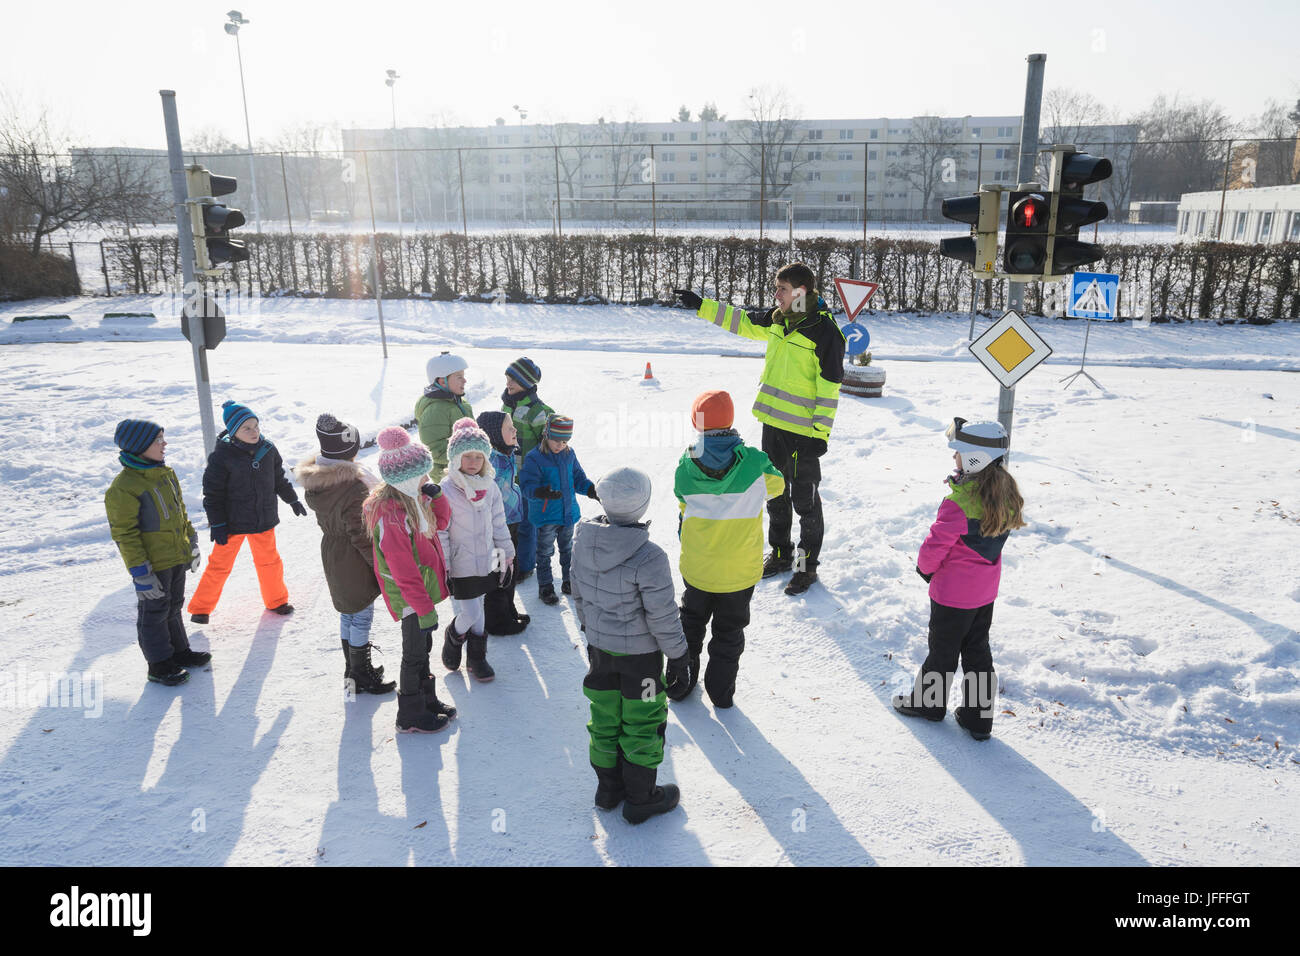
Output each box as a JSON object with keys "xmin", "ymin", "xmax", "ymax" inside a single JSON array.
[{"xmin": 757, "ymin": 382, "xmax": 838, "ymax": 412}]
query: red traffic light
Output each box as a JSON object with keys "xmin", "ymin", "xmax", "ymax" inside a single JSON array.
[{"xmin": 1012, "ymin": 194, "xmax": 1047, "ymax": 229}]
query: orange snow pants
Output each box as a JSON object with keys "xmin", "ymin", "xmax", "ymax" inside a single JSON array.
[{"xmin": 187, "ymin": 529, "xmax": 289, "ymax": 615}]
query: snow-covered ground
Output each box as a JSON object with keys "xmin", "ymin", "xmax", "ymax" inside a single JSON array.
[{"xmin": 0, "ymin": 299, "xmax": 1297, "ymax": 866}]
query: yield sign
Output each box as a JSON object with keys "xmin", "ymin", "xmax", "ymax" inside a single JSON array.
[{"xmin": 833, "ymin": 277, "xmax": 879, "ymax": 321}]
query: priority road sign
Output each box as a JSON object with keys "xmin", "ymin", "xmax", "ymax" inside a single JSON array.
[
  {"xmin": 969, "ymin": 309, "xmax": 1053, "ymax": 389},
  {"xmin": 1067, "ymin": 271, "xmax": 1120, "ymax": 320},
  {"xmin": 832, "ymin": 277, "xmax": 879, "ymax": 321}
]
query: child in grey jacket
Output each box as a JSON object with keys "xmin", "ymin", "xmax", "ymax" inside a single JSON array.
[{"xmin": 572, "ymin": 466, "xmax": 689, "ymax": 824}]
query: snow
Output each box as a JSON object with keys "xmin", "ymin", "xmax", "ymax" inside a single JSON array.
[{"xmin": 0, "ymin": 298, "xmax": 1297, "ymax": 866}]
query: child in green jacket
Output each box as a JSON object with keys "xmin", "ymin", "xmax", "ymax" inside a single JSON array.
[
  {"xmin": 417, "ymin": 352, "xmax": 473, "ymax": 482},
  {"xmin": 105, "ymin": 420, "xmax": 212, "ymax": 686}
]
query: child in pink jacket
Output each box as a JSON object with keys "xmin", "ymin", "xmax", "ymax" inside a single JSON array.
[
  {"xmin": 364, "ymin": 426, "xmax": 456, "ymax": 734},
  {"xmin": 893, "ymin": 418, "xmax": 1025, "ymax": 741}
]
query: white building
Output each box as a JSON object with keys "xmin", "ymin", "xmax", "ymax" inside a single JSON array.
[{"xmin": 1176, "ymin": 184, "xmax": 1300, "ymax": 243}]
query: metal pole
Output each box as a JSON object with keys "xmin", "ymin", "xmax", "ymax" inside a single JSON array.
[
  {"xmin": 232, "ymin": 32, "xmax": 261, "ymax": 232},
  {"xmin": 650, "ymin": 144, "xmax": 658, "ymax": 282},
  {"xmin": 862, "ymin": 143, "xmax": 869, "ymax": 248},
  {"xmin": 457, "ymin": 148, "xmax": 469, "ymax": 240},
  {"xmin": 279, "ymin": 152, "xmax": 298, "ymax": 290},
  {"xmin": 160, "ymin": 90, "xmax": 217, "ymax": 456},
  {"xmin": 1215, "ymin": 138, "xmax": 1232, "ymax": 240},
  {"xmin": 759, "ymin": 143, "xmax": 766, "ymax": 241},
  {"xmin": 363, "ymin": 152, "xmax": 389, "ymax": 359},
  {"xmin": 1001, "ymin": 52, "xmax": 1047, "ymax": 447},
  {"xmin": 554, "ymin": 145, "xmax": 563, "ymax": 239}
]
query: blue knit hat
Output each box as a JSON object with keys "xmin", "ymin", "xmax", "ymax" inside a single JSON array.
[
  {"xmin": 222, "ymin": 399, "xmax": 257, "ymax": 435},
  {"xmin": 114, "ymin": 419, "xmax": 162, "ymax": 455}
]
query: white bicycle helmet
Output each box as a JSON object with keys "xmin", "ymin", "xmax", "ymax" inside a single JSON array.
[
  {"xmin": 426, "ymin": 351, "xmax": 468, "ymax": 385},
  {"xmin": 946, "ymin": 417, "xmax": 1009, "ymax": 474}
]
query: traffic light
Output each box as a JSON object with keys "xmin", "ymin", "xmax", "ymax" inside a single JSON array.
[
  {"xmin": 938, "ymin": 189, "xmax": 1000, "ymax": 277},
  {"xmin": 1045, "ymin": 147, "xmax": 1111, "ymax": 275},
  {"xmin": 185, "ymin": 165, "xmax": 248, "ymax": 274},
  {"xmin": 1002, "ymin": 190, "xmax": 1051, "ymax": 276}
]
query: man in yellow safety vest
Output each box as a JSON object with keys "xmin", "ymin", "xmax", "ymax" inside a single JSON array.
[{"xmin": 675, "ymin": 262, "xmax": 846, "ymax": 595}]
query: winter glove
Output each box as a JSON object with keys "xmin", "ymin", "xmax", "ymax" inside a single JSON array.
[
  {"xmin": 189, "ymin": 544, "xmax": 201, "ymax": 573},
  {"xmin": 532, "ymin": 486, "xmax": 563, "ymax": 500},
  {"xmin": 129, "ymin": 563, "xmax": 166, "ymax": 600},
  {"xmin": 674, "ymin": 289, "xmax": 703, "ymax": 311},
  {"xmin": 804, "ymin": 436, "xmax": 828, "ymax": 458},
  {"xmin": 586, "ymin": 486, "xmax": 600, "ymax": 501},
  {"xmin": 421, "ymin": 482, "xmax": 442, "ymax": 500},
  {"xmin": 665, "ymin": 653, "xmax": 692, "ymax": 700},
  {"xmin": 916, "ymin": 565, "xmax": 934, "ymax": 584},
  {"xmin": 210, "ymin": 525, "xmax": 229, "ymax": 547},
  {"xmin": 498, "ymin": 558, "xmax": 515, "ymax": 589},
  {"xmin": 291, "ymin": 500, "xmax": 308, "ymax": 517}
]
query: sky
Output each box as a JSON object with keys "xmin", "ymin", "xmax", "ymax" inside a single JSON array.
[{"xmin": 3, "ymin": 0, "xmax": 1298, "ymax": 149}]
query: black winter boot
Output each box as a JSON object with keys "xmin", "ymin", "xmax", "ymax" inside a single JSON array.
[
  {"xmin": 348, "ymin": 643, "xmax": 396, "ymax": 694},
  {"xmin": 396, "ymin": 692, "xmax": 450, "ymax": 733},
  {"xmin": 173, "ymin": 647, "xmax": 211, "ymax": 668},
  {"xmin": 147, "ymin": 658, "xmax": 190, "ymax": 686},
  {"xmin": 762, "ymin": 548, "xmax": 793, "ymax": 578},
  {"xmin": 538, "ymin": 585, "xmax": 559, "ymax": 605},
  {"xmin": 593, "ymin": 762, "xmax": 626, "ymax": 811},
  {"xmin": 489, "ymin": 615, "xmax": 528, "ymax": 635},
  {"xmin": 621, "ymin": 762, "xmax": 680, "ymax": 824},
  {"xmin": 442, "ymin": 621, "xmax": 467, "ymax": 671},
  {"xmin": 341, "ymin": 638, "xmax": 352, "ymax": 683},
  {"xmin": 955, "ymin": 706, "xmax": 992, "ymax": 741},
  {"xmin": 420, "ymin": 677, "xmax": 458, "ymax": 720},
  {"xmin": 466, "ymin": 633, "xmax": 495, "ymax": 682},
  {"xmin": 784, "ymin": 568, "xmax": 818, "ymax": 595}
]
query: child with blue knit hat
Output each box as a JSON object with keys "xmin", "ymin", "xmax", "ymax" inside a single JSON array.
[
  {"xmin": 188, "ymin": 399, "xmax": 307, "ymax": 622},
  {"xmin": 105, "ymin": 419, "xmax": 211, "ymax": 686}
]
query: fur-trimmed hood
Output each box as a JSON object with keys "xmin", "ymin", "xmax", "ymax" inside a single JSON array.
[{"xmin": 295, "ymin": 455, "xmax": 377, "ymax": 492}]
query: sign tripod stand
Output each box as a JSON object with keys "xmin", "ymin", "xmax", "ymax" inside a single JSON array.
[{"xmin": 1059, "ymin": 318, "xmax": 1102, "ymax": 390}]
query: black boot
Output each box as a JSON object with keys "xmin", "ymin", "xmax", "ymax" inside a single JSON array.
[
  {"xmin": 147, "ymin": 658, "xmax": 190, "ymax": 686},
  {"xmin": 488, "ymin": 615, "xmax": 528, "ymax": 635},
  {"xmin": 955, "ymin": 706, "xmax": 992, "ymax": 741},
  {"xmin": 395, "ymin": 692, "xmax": 450, "ymax": 733},
  {"xmin": 593, "ymin": 762, "xmax": 626, "ymax": 811},
  {"xmin": 538, "ymin": 585, "xmax": 559, "ymax": 605},
  {"xmin": 172, "ymin": 647, "xmax": 211, "ymax": 668},
  {"xmin": 442, "ymin": 620, "xmax": 467, "ymax": 671},
  {"xmin": 466, "ymin": 632, "xmax": 495, "ymax": 682},
  {"xmin": 762, "ymin": 547, "xmax": 793, "ymax": 578},
  {"xmin": 348, "ymin": 643, "xmax": 396, "ymax": 694},
  {"xmin": 341, "ymin": 638, "xmax": 352, "ymax": 684},
  {"xmin": 621, "ymin": 762, "xmax": 680, "ymax": 824}
]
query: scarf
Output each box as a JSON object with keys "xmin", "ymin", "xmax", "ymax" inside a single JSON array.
[
  {"xmin": 500, "ymin": 385, "xmax": 536, "ymax": 410},
  {"xmin": 119, "ymin": 450, "xmax": 162, "ymax": 470},
  {"xmin": 448, "ymin": 466, "xmax": 495, "ymax": 509},
  {"xmin": 689, "ymin": 429, "xmax": 742, "ymax": 473}
]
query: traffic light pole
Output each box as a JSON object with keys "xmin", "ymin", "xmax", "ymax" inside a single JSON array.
[
  {"xmin": 160, "ymin": 90, "xmax": 218, "ymax": 457},
  {"xmin": 1000, "ymin": 53, "xmax": 1046, "ymax": 450}
]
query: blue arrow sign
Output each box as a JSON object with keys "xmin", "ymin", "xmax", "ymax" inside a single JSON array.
[{"xmin": 842, "ymin": 322, "xmax": 870, "ymax": 355}]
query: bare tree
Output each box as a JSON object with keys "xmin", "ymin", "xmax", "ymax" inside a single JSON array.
[
  {"xmin": 536, "ymin": 119, "xmax": 599, "ymax": 216},
  {"xmin": 0, "ymin": 105, "xmax": 160, "ymax": 255},
  {"xmin": 726, "ymin": 86, "xmax": 813, "ymax": 206},
  {"xmin": 594, "ymin": 114, "xmax": 646, "ymax": 200},
  {"xmin": 269, "ymin": 121, "xmax": 340, "ymax": 223},
  {"xmin": 886, "ymin": 114, "xmax": 966, "ymax": 218},
  {"xmin": 1248, "ymin": 99, "xmax": 1300, "ymax": 186},
  {"xmin": 1129, "ymin": 95, "xmax": 1237, "ymax": 201},
  {"xmin": 1041, "ymin": 88, "xmax": 1115, "ymax": 147}
]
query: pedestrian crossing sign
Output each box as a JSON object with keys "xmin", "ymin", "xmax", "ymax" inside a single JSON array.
[
  {"xmin": 969, "ymin": 309, "xmax": 1053, "ymax": 389},
  {"xmin": 1067, "ymin": 271, "xmax": 1120, "ymax": 320}
]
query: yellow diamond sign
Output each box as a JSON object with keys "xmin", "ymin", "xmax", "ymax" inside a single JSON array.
[{"xmin": 969, "ymin": 310, "xmax": 1053, "ymax": 388}]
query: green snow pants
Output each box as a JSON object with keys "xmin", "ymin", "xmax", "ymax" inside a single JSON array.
[{"xmin": 583, "ymin": 645, "xmax": 667, "ymax": 770}]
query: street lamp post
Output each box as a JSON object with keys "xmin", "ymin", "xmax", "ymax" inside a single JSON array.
[
  {"xmin": 223, "ymin": 10, "xmax": 261, "ymax": 232},
  {"xmin": 513, "ymin": 104, "xmax": 527, "ymax": 222},
  {"xmin": 386, "ymin": 70, "xmax": 403, "ymax": 239}
]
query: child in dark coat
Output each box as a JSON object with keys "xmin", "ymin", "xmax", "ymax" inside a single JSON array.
[
  {"xmin": 106, "ymin": 419, "xmax": 211, "ymax": 686},
  {"xmin": 517, "ymin": 414, "xmax": 599, "ymax": 606},
  {"xmin": 295, "ymin": 413, "xmax": 394, "ymax": 695},
  {"xmin": 188, "ymin": 400, "xmax": 307, "ymax": 622},
  {"xmin": 477, "ymin": 410, "xmax": 529, "ymax": 635},
  {"xmin": 500, "ymin": 357, "xmax": 553, "ymax": 580}
]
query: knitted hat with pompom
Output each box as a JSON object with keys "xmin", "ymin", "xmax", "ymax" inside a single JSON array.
[
  {"xmin": 376, "ymin": 426, "xmax": 431, "ymax": 500},
  {"xmin": 446, "ymin": 417, "xmax": 493, "ymax": 478}
]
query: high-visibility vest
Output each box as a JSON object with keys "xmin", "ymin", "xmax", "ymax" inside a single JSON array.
[{"xmin": 697, "ymin": 297, "xmax": 845, "ymax": 440}]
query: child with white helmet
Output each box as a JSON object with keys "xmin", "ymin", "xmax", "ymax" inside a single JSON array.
[
  {"xmin": 416, "ymin": 351, "xmax": 473, "ymax": 482},
  {"xmin": 893, "ymin": 417, "xmax": 1025, "ymax": 741}
]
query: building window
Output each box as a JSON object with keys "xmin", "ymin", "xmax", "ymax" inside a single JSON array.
[
  {"xmin": 1234, "ymin": 211, "xmax": 1248, "ymax": 239},
  {"xmin": 523, "ymin": 154, "xmax": 531, "ymax": 164},
  {"xmin": 808, "ymin": 150, "xmax": 822, "ymax": 161},
  {"xmin": 497, "ymin": 174, "xmax": 511, "ymax": 183},
  {"xmin": 837, "ymin": 150, "xmax": 854, "ymax": 161},
  {"xmin": 887, "ymin": 150, "xmax": 899, "ymax": 157},
  {"xmin": 1179, "ymin": 212, "xmax": 1189, "ymax": 234},
  {"xmin": 869, "ymin": 129, "xmax": 878, "ymax": 139},
  {"xmin": 498, "ymin": 154, "xmax": 511, "ymax": 164},
  {"xmin": 1258, "ymin": 211, "xmax": 1273, "ymax": 241},
  {"xmin": 689, "ymin": 151, "xmax": 698, "ymax": 162},
  {"xmin": 808, "ymin": 129, "xmax": 824, "ymax": 140},
  {"xmin": 496, "ymin": 135, "xmax": 509, "ymax": 145},
  {"xmin": 994, "ymin": 148, "xmax": 1011, "ymax": 160},
  {"xmin": 971, "ymin": 127, "xmax": 981, "ymax": 136},
  {"xmin": 689, "ymin": 172, "xmax": 699, "ymax": 182},
  {"xmin": 807, "ymin": 171, "xmax": 821, "ymax": 181},
  {"xmin": 836, "ymin": 192, "xmax": 852, "ymax": 202},
  {"xmin": 997, "ymin": 126, "xmax": 1014, "ymax": 137},
  {"xmin": 663, "ymin": 172, "xmax": 675, "ymax": 182},
  {"xmin": 633, "ymin": 133, "xmax": 646, "ymax": 143},
  {"xmin": 663, "ymin": 152, "xmax": 675, "ymax": 162},
  {"xmin": 662, "ymin": 132, "xmax": 675, "ymax": 142},
  {"xmin": 1196, "ymin": 211, "xmax": 1207, "ymax": 234},
  {"xmin": 839, "ymin": 129, "xmax": 853, "ymax": 140},
  {"xmin": 782, "ymin": 150, "xmax": 793, "ymax": 161},
  {"xmin": 867, "ymin": 171, "xmax": 876, "ymax": 181},
  {"xmin": 1290, "ymin": 212, "xmax": 1300, "ymax": 240},
  {"xmin": 868, "ymin": 150, "xmax": 878, "ymax": 161},
  {"xmin": 690, "ymin": 132, "xmax": 699, "ymax": 141}
]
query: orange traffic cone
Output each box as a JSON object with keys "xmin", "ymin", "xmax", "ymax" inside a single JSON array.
[{"xmin": 644, "ymin": 362, "xmax": 654, "ymax": 380}]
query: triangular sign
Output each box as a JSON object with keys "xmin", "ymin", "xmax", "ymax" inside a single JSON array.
[
  {"xmin": 833, "ymin": 277, "xmax": 879, "ymax": 321},
  {"xmin": 1072, "ymin": 279, "xmax": 1110, "ymax": 316}
]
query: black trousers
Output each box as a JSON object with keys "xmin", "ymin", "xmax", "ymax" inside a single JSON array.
[
  {"xmin": 137, "ymin": 564, "xmax": 191, "ymax": 664},
  {"xmin": 905, "ymin": 599, "xmax": 997, "ymax": 733},
  {"xmin": 399, "ymin": 613, "xmax": 433, "ymax": 695},
  {"xmin": 483, "ymin": 522, "xmax": 521, "ymax": 630},
  {"xmin": 761, "ymin": 424, "xmax": 825, "ymax": 568},
  {"xmin": 680, "ymin": 583, "xmax": 754, "ymax": 702}
]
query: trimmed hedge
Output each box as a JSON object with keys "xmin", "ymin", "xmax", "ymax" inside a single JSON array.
[
  {"xmin": 0, "ymin": 244, "xmax": 81, "ymax": 301},
  {"xmin": 93, "ymin": 233, "xmax": 1300, "ymax": 322}
]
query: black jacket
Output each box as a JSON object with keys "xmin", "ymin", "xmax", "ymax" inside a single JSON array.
[{"xmin": 202, "ymin": 433, "xmax": 300, "ymax": 536}]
